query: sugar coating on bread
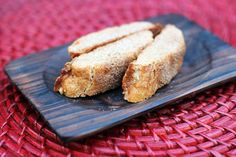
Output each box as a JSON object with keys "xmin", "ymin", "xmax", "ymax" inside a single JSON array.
[
  {"xmin": 55, "ymin": 30, "xmax": 154, "ymax": 97},
  {"xmin": 122, "ymin": 24, "xmax": 186, "ymax": 103},
  {"xmin": 68, "ymin": 22, "xmax": 155, "ymax": 58},
  {"xmin": 136, "ymin": 25, "xmax": 185, "ymax": 64},
  {"xmin": 72, "ymin": 30, "xmax": 153, "ymax": 68}
]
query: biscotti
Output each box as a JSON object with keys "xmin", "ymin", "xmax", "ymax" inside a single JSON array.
[
  {"xmin": 54, "ymin": 30, "xmax": 154, "ymax": 97},
  {"xmin": 122, "ymin": 25, "xmax": 186, "ymax": 103},
  {"xmin": 68, "ymin": 22, "xmax": 157, "ymax": 58}
]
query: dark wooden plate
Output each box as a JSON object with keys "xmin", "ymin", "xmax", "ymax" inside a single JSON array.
[{"xmin": 5, "ymin": 14, "xmax": 236, "ymax": 142}]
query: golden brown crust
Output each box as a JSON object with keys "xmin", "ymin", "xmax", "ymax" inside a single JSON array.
[
  {"xmin": 149, "ymin": 23, "xmax": 163, "ymax": 37},
  {"xmin": 54, "ymin": 62, "xmax": 72, "ymax": 92},
  {"xmin": 54, "ymin": 29, "xmax": 155, "ymax": 98},
  {"xmin": 122, "ymin": 63, "xmax": 161, "ymax": 102},
  {"xmin": 123, "ymin": 50, "xmax": 185, "ymax": 103},
  {"xmin": 54, "ymin": 62, "xmax": 92, "ymax": 97},
  {"xmin": 122, "ymin": 25, "xmax": 186, "ymax": 103},
  {"xmin": 54, "ymin": 61, "xmax": 128, "ymax": 98},
  {"xmin": 55, "ymin": 23, "xmax": 184, "ymax": 101},
  {"xmin": 83, "ymin": 65, "xmax": 114, "ymax": 96}
]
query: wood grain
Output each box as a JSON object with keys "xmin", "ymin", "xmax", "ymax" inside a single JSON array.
[{"xmin": 5, "ymin": 14, "xmax": 236, "ymax": 141}]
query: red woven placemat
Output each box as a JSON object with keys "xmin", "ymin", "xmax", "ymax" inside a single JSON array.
[{"xmin": 1, "ymin": 0, "xmax": 236, "ymax": 156}]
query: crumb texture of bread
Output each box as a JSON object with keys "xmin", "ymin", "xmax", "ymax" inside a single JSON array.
[
  {"xmin": 122, "ymin": 24, "xmax": 186, "ymax": 103},
  {"xmin": 54, "ymin": 30, "xmax": 154, "ymax": 98},
  {"xmin": 68, "ymin": 22, "xmax": 155, "ymax": 58}
]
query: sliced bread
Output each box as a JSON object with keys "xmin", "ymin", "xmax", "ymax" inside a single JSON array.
[
  {"xmin": 54, "ymin": 30, "xmax": 154, "ymax": 97},
  {"xmin": 122, "ymin": 24, "xmax": 186, "ymax": 103},
  {"xmin": 68, "ymin": 22, "xmax": 156, "ymax": 58}
]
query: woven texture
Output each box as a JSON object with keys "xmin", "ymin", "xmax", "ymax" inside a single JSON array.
[{"xmin": 1, "ymin": 0, "xmax": 236, "ymax": 156}]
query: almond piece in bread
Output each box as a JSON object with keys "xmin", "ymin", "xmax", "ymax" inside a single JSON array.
[
  {"xmin": 122, "ymin": 25, "xmax": 186, "ymax": 103},
  {"xmin": 54, "ymin": 30, "xmax": 154, "ymax": 98},
  {"xmin": 68, "ymin": 22, "xmax": 156, "ymax": 58}
]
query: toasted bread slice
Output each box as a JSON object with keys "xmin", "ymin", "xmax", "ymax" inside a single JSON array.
[
  {"xmin": 122, "ymin": 25, "xmax": 186, "ymax": 103},
  {"xmin": 54, "ymin": 30, "xmax": 154, "ymax": 97},
  {"xmin": 68, "ymin": 22, "xmax": 156, "ymax": 58}
]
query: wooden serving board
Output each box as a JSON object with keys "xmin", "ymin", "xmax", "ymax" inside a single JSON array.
[{"xmin": 5, "ymin": 14, "xmax": 236, "ymax": 142}]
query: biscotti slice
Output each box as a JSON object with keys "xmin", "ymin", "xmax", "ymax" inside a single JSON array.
[
  {"xmin": 54, "ymin": 30, "xmax": 154, "ymax": 98},
  {"xmin": 68, "ymin": 22, "xmax": 156, "ymax": 58},
  {"xmin": 122, "ymin": 25, "xmax": 186, "ymax": 103}
]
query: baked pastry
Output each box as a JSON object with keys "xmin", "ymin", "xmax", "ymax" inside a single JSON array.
[
  {"xmin": 55, "ymin": 22, "xmax": 185, "ymax": 102},
  {"xmin": 68, "ymin": 22, "xmax": 157, "ymax": 58},
  {"xmin": 54, "ymin": 30, "xmax": 155, "ymax": 97},
  {"xmin": 122, "ymin": 24, "xmax": 186, "ymax": 103}
]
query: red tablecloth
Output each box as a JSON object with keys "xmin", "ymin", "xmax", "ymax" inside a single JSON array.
[{"xmin": 1, "ymin": 0, "xmax": 236, "ymax": 156}]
